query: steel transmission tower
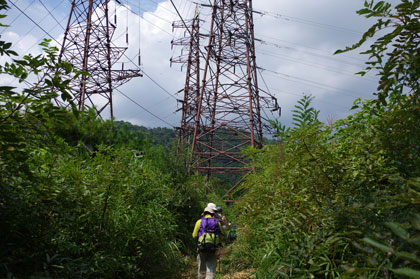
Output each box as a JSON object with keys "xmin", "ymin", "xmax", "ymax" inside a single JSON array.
[
  {"xmin": 171, "ymin": 12, "xmax": 201, "ymax": 150},
  {"xmin": 173, "ymin": 0, "xmax": 279, "ymax": 186},
  {"xmin": 58, "ymin": 0, "xmax": 141, "ymax": 118}
]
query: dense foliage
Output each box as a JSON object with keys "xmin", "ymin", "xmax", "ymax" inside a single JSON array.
[
  {"xmin": 0, "ymin": 2, "xmax": 206, "ymax": 278},
  {"xmin": 230, "ymin": 0, "xmax": 420, "ymax": 278}
]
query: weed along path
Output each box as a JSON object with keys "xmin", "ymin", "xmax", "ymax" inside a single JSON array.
[
  {"xmin": 182, "ymin": 248, "xmax": 256, "ymax": 279},
  {"xmin": 182, "ymin": 258, "xmax": 255, "ymax": 279}
]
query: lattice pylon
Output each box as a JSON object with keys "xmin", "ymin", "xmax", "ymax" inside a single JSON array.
[
  {"xmin": 190, "ymin": 0, "xmax": 279, "ymax": 181},
  {"xmin": 57, "ymin": 0, "xmax": 142, "ymax": 118},
  {"xmin": 171, "ymin": 12, "xmax": 201, "ymax": 150}
]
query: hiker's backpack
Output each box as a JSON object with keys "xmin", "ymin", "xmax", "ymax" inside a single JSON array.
[{"xmin": 197, "ymin": 217, "xmax": 221, "ymax": 253}]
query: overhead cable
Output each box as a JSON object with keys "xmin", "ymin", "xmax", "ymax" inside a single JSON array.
[
  {"xmin": 38, "ymin": 0, "xmax": 65, "ymax": 30},
  {"xmin": 115, "ymin": 88, "xmax": 175, "ymax": 127},
  {"xmin": 252, "ymin": 9, "xmax": 362, "ymax": 35},
  {"xmin": 0, "ymin": 0, "xmax": 36, "ymax": 35},
  {"xmin": 8, "ymin": 1, "xmax": 61, "ymax": 45}
]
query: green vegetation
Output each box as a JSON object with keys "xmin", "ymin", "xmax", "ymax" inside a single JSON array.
[
  {"xmin": 228, "ymin": 0, "xmax": 420, "ymax": 278},
  {"xmin": 0, "ymin": 2, "xmax": 205, "ymax": 278}
]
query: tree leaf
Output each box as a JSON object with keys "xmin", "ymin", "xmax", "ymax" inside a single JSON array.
[
  {"xmin": 386, "ymin": 222, "xmax": 409, "ymax": 240},
  {"xmin": 362, "ymin": 237, "xmax": 392, "ymax": 253},
  {"xmin": 391, "ymin": 268, "xmax": 420, "ymax": 279},
  {"xmin": 395, "ymin": 251, "xmax": 420, "ymax": 263}
]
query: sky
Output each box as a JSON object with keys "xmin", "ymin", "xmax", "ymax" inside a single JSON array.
[{"xmin": 0, "ymin": 0, "xmax": 395, "ymax": 129}]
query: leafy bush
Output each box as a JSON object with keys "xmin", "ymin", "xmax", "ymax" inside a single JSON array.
[{"xmin": 228, "ymin": 1, "xmax": 420, "ymax": 278}]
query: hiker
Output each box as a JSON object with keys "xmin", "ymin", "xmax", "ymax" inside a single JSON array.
[
  {"xmin": 215, "ymin": 206, "xmax": 229, "ymax": 231},
  {"xmin": 193, "ymin": 206, "xmax": 223, "ymax": 279}
]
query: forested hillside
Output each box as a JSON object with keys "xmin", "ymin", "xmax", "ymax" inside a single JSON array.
[{"xmin": 113, "ymin": 120, "xmax": 176, "ymax": 147}]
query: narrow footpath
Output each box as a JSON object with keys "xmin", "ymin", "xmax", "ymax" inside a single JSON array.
[{"xmin": 181, "ymin": 255, "xmax": 255, "ymax": 279}]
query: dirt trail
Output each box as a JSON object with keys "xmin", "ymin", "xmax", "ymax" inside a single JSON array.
[{"xmin": 181, "ymin": 255, "xmax": 255, "ymax": 279}]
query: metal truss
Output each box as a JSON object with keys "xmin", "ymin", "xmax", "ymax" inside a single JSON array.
[
  {"xmin": 173, "ymin": 0, "xmax": 280, "ymax": 189},
  {"xmin": 57, "ymin": 0, "xmax": 142, "ymax": 118},
  {"xmin": 171, "ymin": 13, "xmax": 201, "ymax": 150}
]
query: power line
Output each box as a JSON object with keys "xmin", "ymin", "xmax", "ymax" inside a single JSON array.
[
  {"xmin": 105, "ymin": 28, "xmax": 178, "ymax": 102},
  {"xmin": 115, "ymin": 87, "xmax": 175, "ymax": 127},
  {"xmin": 262, "ymin": 69, "xmax": 362, "ymax": 99},
  {"xmin": 129, "ymin": 6, "xmax": 174, "ymax": 37},
  {"xmin": 252, "ymin": 8, "xmax": 362, "ymax": 35},
  {"xmin": 268, "ymin": 87, "xmax": 350, "ymax": 111},
  {"xmin": 257, "ymin": 33, "xmax": 366, "ymax": 63},
  {"xmin": 125, "ymin": 0, "xmax": 174, "ymax": 24},
  {"xmin": 15, "ymin": 1, "xmax": 68, "ymax": 57},
  {"xmin": 8, "ymin": 0, "xmax": 61, "ymax": 45},
  {"xmin": 142, "ymin": 70, "xmax": 177, "ymax": 100},
  {"xmin": 79, "ymin": 2, "xmax": 179, "ymax": 104},
  {"xmin": 0, "ymin": 0, "xmax": 36, "ymax": 35},
  {"xmin": 130, "ymin": 0, "xmax": 178, "ymax": 16},
  {"xmin": 257, "ymin": 68, "xmax": 279, "ymax": 120},
  {"xmin": 256, "ymin": 49, "xmax": 377, "ymax": 82},
  {"xmin": 257, "ymin": 39, "xmax": 364, "ymax": 68},
  {"xmin": 38, "ymin": 0, "xmax": 65, "ymax": 30},
  {"xmin": 66, "ymin": 2, "xmax": 179, "ymax": 106},
  {"xmin": 189, "ymin": 0, "xmax": 362, "ymax": 35}
]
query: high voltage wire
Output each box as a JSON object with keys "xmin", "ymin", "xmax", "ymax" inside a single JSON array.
[
  {"xmin": 189, "ymin": 0, "xmax": 362, "ymax": 35},
  {"xmin": 256, "ymin": 68, "xmax": 357, "ymax": 111},
  {"xmin": 38, "ymin": 0, "xmax": 65, "ymax": 30},
  {"xmin": 257, "ymin": 39, "xmax": 364, "ymax": 68},
  {"xmin": 125, "ymin": 0, "xmax": 174, "ymax": 24},
  {"xmin": 267, "ymin": 87, "xmax": 350, "ymax": 111},
  {"xmin": 8, "ymin": 1, "xmax": 60, "ymax": 45},
  {"xmin": 124, "ymin": 0, "xmax": 195, "ymax": 59},
  {"xmin": 256, "ymin": 49, "xmax": 377, "ymax": 83},
  {"xmin": 107, "ymin": 28, "xmax": 180, "ymax": 124},
  {"xmin": 142, "ymin": 70, "xmax": 177, "ymax": 100},
  {"xmin": 126, "ymin": 0, "xmax": 197, "ymax": 43},
  {"xmin": 256, "ymin": 33, "xmax": 366, "ymax": 63},
  {"xmin": 188, "ymin": 0, "xmax": 367, "ymax": 67},
  {"xmin": 115, "ymin": 88, "xmax": 176, "ymax": 127},
  {"xmin": 31, "ymin": 0, "xmax": 178, "ymax": 103},
  {"xmin": 104, "ymin": 4, "xmax": 181, "ymax": 123},
  {"xmin": 252, "ymin": 9, "xmax": 362, "ymax": 35},
  {"xmin": 262, "ymin": 70, "xmax": 362, "ymax": 99},
  {"xmin": 3, "ymin": 0, "xmax": 68, "ymax": 57},
  {"xmin": 110, "ymin": 2, "xmax": 174, "ymax": 48},
  {"xmin": 100, "ymin": 6, "xmax": 178, "ymax": 102},
  {"xmin": 126, "ymin": 6, "xmax": 174, "ymax": 37},
  {"xmin": 0, "ymin": 0, "xmax": 36, "ymax": 35},
  {"xmin": 257, "ymin": 68, "xmax": 280, "ymax": 120},
  {"xmin": 263, "ymin": 67, "xmax": 362, "ymax": 97}
]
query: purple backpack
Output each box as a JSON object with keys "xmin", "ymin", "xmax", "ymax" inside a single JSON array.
[{"xmin": 197, "ymin": 217, "xmax": 221, "ymax": 253}]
